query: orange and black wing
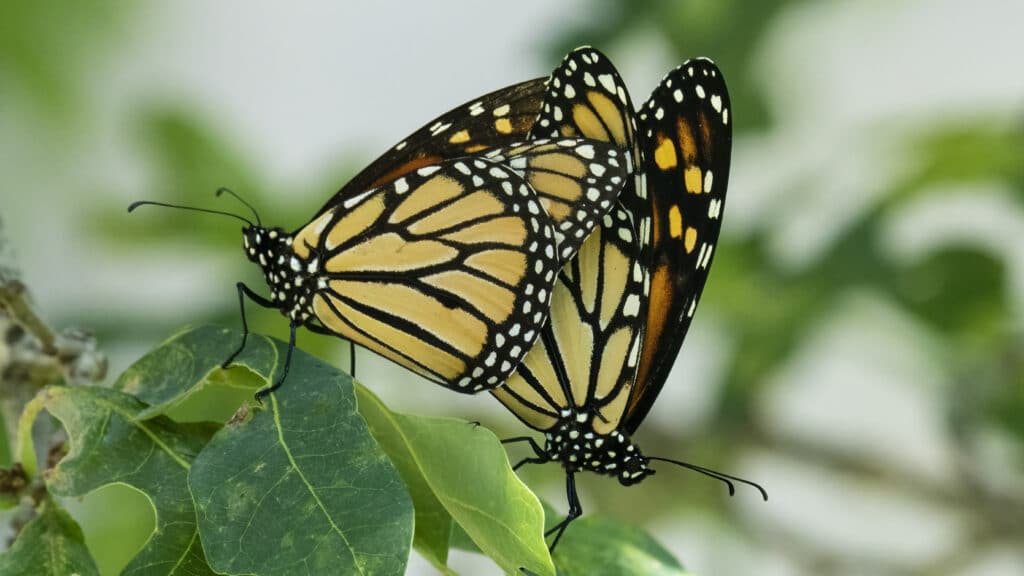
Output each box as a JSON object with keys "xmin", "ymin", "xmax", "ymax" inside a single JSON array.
[
  {"xmin": 484, "ymin": 137, "xmax": 628, "ymax": 262},
  {"xmin": 527, "ymin": 47, "xmax": 639, "ymax": 168},
  {"xmin": 317, "ymin": 77, "xmax": 548, "ymax": 217},
  {"xmin": 293, "ymin": 156, "xmax": 558, "ymax": 392},
  {"xmin": 528, "ymin": 46, "xmax": 643, "ymax": 229},
  {"xmin": 291, "ymin": 138, "xmax": 625, "ymax": 393},
  {"xmin": 623, "ymin": 59, "xmax": 732, "ymax": 433},
  {"xmin": 493, "ymin": 205, "xmax": 647, "ymax": 432}
]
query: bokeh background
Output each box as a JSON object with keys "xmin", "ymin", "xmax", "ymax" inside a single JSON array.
[{"xmin": 2, "ymin": 1, "xmax": 1023, "ymax": 574}]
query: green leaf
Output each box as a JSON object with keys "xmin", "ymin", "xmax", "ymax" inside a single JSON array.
[
  {"xmin": 356, "ymin": 385, "xmax": 554, "ymax": 576},
  {"xmin": 188, "ymin": 339, "xmax": 414, "ymax": 576},
  {"xmin": 0, "ymin": 499, "xmax": 99, "ymax": 576},
  {"xmin": 59, "ymin": 484, "xmax": 158, "ymax": 576},
  {"xmin": 354, "ymin": 385, "xmax": 453, "ymax": 570},
  {"xmin": 550, "ymin": 514, "xmax": 688, "ymax": 576},
  {"xmin": 115, "ymin": 324, "xmax": 278, "ymax": 419},
  {"xmin": 450, "ymin": 500, "xmax": 688, "ymax": 576},
  {"xmin": 15, "ymin": 391, "xmax": 47, "ymax": 479},
  {"xmin": 23, "ymin": 385, "xmax": 218, "ymax": 576},
  {"xmin": 448, "ymin": 520, "xmax": 481, "ymax": 555}
]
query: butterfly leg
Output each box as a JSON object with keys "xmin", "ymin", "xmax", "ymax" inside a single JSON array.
[
  {"xmin": 254, "ymin": 321, "xmax": 297, "ymax": 402},
  {"xmin": 223, "ymin": 282, "xmax": 276, "ymax": 369},
  {"xmin": 510, "ymin": 457, "xmax": 548, "ymax": 471},
  {"xmin": 502, "ymin": 436, "xmax": 548, "ymax": 470},
  {"xmin": 502, "ymin": 436, "xmax": 545, "ymax": 456},
  {"xmin": 545, "ymin": 472, "xmax": 581, "ymax": 552},
  {"xmin": 349, "ymin": 340, "xmax": 356, "ymax": 378}
]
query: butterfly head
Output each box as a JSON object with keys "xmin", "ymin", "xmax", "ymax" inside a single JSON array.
[
  {"xmin": 545, "ymin": 410, "xmax": 654, "ymax": 486},
  {"xmin": 241, "ymin": 225, "xmax": 285, "ymax": 264},
  {"xmin": 242, "ymin": 226, "xmax": 319, "ymax": 323}
]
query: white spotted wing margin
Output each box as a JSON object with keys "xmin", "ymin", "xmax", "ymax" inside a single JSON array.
[
  {"xmin": 522, "ymin": 46, "xmax": 647, "ymax": 275},
  {"xmin": 493, "ymin": 205, "xmax": 648, "ymax": 433},
  {"xmin": 298, "ymin": 156, "xmax": 561, "ymax": 394},
  {"xmin": 528, "ymin": 46, "xmax": 641, "ymax": 178},
  {"xmin": 624, "ymin": 58, "xmax": 733, "ymax": 433},
  {"xmin": 316, "ymin": 77, "xmax": 549, "ymax": 218},
  {"xmin": 484, "ymin": 137, "xmax": 629, "ymax": 263}
]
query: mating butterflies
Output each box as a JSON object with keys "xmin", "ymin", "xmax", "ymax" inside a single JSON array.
[
  {"xmin": 492, "ymin": 48, "xmax": 766, "ymax": 549},
  {"xmin": 131, "ymin": 55, "xmax": 630, "ymax": 400}
]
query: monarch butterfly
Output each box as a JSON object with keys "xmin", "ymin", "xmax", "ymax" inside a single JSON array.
[
  {"xmin": 492, "ymin": 51, "xmax": 767, "ymax": 549},
  {"xmin": 130, "ymin": 64, "xmax": 630, "ymax": 400}
]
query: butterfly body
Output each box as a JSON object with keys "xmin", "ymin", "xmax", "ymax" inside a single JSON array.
[
  {"xmin": 539, "ymin": 408, "xmax": 652, "ymax": 485},
  {"xmin": 242, "ymin": 226, "xmax": 320, "ymax": 324}
]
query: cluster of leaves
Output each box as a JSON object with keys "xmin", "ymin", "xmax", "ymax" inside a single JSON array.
[{"xmin": 1, "ymin": 326, "xmax": 687, "ymax": 575}]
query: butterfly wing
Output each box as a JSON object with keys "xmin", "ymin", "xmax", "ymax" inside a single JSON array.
[
  {"xmin": 292, "ymin": 137, "xmax": 631, "ymax": 393},
  {"xmin": 493, "ymin": 205, "xmax": 647, "ymax": 433},
  {"xmin": 527, "ymin": 47, "xmax": 639, "ymax": 165},
  {"xmin": 484, "ymin": 138, "xmax": 628, "ymax": 262},
  {"xmin": 337, "ymin": 44, "xmax": 641, "ymax": 210},
  {"xmin": 317, "ymin": 77, "xmax": 548, "ymax": 217},
  {"xmin": 623, "ymin": 59, "xmax": 732, "ymax": 433}
]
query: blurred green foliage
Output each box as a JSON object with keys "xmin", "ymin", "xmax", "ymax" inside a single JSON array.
[{"xmin": 0, "ymin": 2, "xmax": 133, "ymax": 123}]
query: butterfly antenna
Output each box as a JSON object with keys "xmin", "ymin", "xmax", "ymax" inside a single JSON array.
[
  {"xmin": 215, "ymin": 187, "xmax": 262, "ymax": 226},
  {"xmin": 647, "ymin": 456, "xmax": 768, "ymax": 501},
  {"xmin": 127, "ymin": 200, "xmax": 254, "ymax": 227}
]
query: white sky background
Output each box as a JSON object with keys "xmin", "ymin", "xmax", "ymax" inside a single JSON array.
[{"xmin": 2, "ymin": 0, "xmax": 1024, "ymax": 574}]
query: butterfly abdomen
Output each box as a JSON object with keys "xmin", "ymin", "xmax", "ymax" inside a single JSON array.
[{"xmin": 544, "ymin": 411, "xmax": 653, "ymax": 486}]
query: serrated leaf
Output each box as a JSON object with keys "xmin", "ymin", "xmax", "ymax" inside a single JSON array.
[
  {"xmin": 356, "ymin": 385, "xmax": 554, "ymax": 576},
  {"xmin": 0, "ymin": 499, "xmax": 99, "ymax": 576},
  {"xmin": 188, "ymin": 340, "xmax": 414, "ymax": 576},
  {"xmin": 22, "ymin": 385, "xmax": 218, "ymax": 576},
  {"xmin": 115, "ymin": 324, "xmax": 278, "ymax": 419}
]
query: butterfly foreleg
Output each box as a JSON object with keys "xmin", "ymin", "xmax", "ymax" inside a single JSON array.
[
  {"xmin": 223, "ymin": 281, "xmax": 277, "ymax": 369},
  {"xmin": 502, "ymin": 436, "xmax": 550, "ymax": 471},
  {"xmin": 502, "ymin": 435, "xmax": 546, "ymax": 457},
  {"xmin": 254, "ymin": 320, "xmax": 297, "ymax": 403}
]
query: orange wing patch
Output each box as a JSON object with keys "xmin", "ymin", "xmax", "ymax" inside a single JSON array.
[
  {"xmin": 654, "ymin": 136, "xmax": 677, "ymax": 170},
  {"xmin": 368, "ymin": 154, "xmax": 444, "ymax": 190}
]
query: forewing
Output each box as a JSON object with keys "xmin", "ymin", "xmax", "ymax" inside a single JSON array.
[
  {"xmin": 317, "ymin": 78, "xmax": 547, "ymax": 217},
  {"xmin": 623, "ymin": 58, "xmax": 732, "ymax": 433},
  {"xmin": 295, "ymin": 158, "xmax": 561, "ymax": 393},
  {"xmin": 527, "ymin": 46, "xmax": 640, "ymax": 170}
]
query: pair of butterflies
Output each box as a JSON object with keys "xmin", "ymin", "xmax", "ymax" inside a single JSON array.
[{"xmin": 132, "ymin": 46, "xmax": 765, "ymax": 550}]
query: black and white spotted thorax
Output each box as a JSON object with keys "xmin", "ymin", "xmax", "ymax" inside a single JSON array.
[
  {"xmin": 543, "ymin": 409, "xmax": 653, "ymax": 486},
  {"xmin": 242, "ymin": 226, "xmax": 322, "ymax": 323}
]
